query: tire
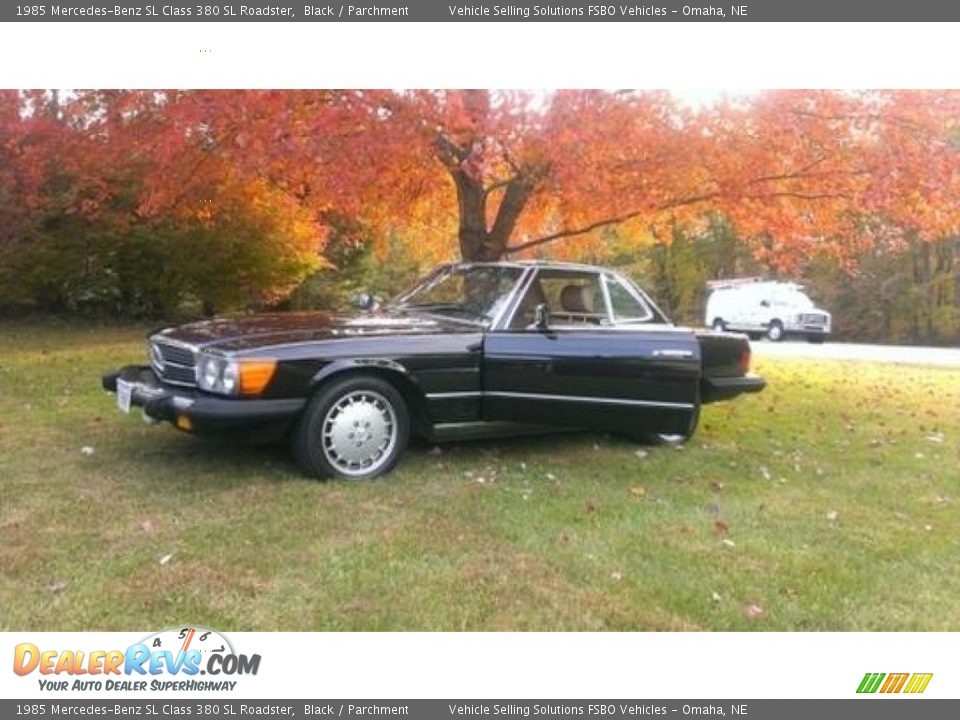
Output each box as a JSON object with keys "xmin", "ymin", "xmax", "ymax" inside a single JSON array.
[
  {"xmin": 711, "ymin": 318, "xmax": 726, "ymax": 332},
  {"xmin": 644, "ymin": 404, "xmax": 701, "ymax": 446},
  {"xmin": 766, "ymin": 320, "xmax": 785, "ymax": 342},
  {"xmin": 292, "ymin": 375, "xmax": 409, "ymax": 480}
]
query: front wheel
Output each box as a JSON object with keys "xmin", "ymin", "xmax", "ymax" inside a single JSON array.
[
  {"xmin": 292, "ymin": 375, "xmax": 409, "ymax": 480},
  {"xmin": 766, "ymin": 320, "xmax": 785, "ymax": 342}
]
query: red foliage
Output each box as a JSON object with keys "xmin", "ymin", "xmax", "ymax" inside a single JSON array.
[{"xmin": 4, "ymin": 89, "xmax": 960, "ymax": 271}]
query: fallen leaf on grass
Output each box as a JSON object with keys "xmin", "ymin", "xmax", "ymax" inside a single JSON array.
[
  {"xmin": 44, "ymin": 580, "xmax": 68, "ymax": 594},
  {"xmin": 721, "ymin": 538, "xmax": 736, "ymax": 548},
  {"xmin": 629, "ymin": 486, "xmax": 646, "ymax": 498},
  {"xmin": 713, "ymin": 520, "xmax": 729, "ymax": 536},
  {"xmin": 760, "ymin": 466, "xmax": 771, "ymax": 480},
  {"xmin": 743, "ymin": 603, "xmax": 765, "ymax": 619},
  {"xmin": 925, "ymin": 433, "xmax": 944, "ymax": 444},
  {"xmin": 80, "ymin": 446, "xmax": 95, "ymax": 457},
  {"xmin": 711, "ymin": 591, "xmax": 722, "ymax": 602},
  {"xmin": 634, "ymin": 449, "xmax": 649, "ymax": 459},
  {"xmin": 826, "ymin": 510, "xmax": 838, "ymax": 522},
  {"xmin": 159, "ymin": 553, "xmax": 173, "ymax": 566},
  {"xmin": 709, "ymin": 480, "xmax": 725, "ymax": 492},
  {"xmin": 611, "ymin": 571, "xmax": 623, "ymax": 582},
  {"xmin": 139, "ymin": 520, "xmax": 154, "ymax": 535}
]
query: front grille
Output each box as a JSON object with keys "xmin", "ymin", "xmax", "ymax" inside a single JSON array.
[
  {"xmin": 150, "ymin": 340, "xmax": 197, "ymax": 387},
  {"xmin": 801, "ymin": 314, "xmax": 827, "ymax": 327}
]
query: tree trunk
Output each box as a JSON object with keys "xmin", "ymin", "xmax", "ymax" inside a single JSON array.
[{"xmin": 452, "ymin": 170, "xmax": 531, "ymax": 262}]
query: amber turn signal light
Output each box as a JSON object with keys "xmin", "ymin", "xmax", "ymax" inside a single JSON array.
[{"xmin": 239, "ymin": 359, "xmax": 277, "ymax": 395}]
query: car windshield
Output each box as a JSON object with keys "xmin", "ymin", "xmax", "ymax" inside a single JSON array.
[{"xmin": 392, "ymin": 265, "xmax": 524, "ymax": 324}]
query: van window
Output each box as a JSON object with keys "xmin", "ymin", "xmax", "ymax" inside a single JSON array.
[{"xmin": 771, "ymin": 288, "xmax": 814, "ymax": 308}]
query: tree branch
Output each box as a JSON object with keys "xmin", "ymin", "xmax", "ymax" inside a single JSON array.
[
  {"xmin": 505, "ymin": 192, "xmax": 720, "ymax": 254},
  {"xmin": 504, "ymin": 186, "xmax": 852, "ymax": 255}
]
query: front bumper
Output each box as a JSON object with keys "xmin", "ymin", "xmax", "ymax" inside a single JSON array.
[
  {"xmin": 102, "ymin": 365, "xmax": 305, "ymax": 432},
  {"xmin": 702, "ymin": 374, "xmax": 766, "ymax": 403}
]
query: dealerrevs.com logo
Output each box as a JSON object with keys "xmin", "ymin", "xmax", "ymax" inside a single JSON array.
[{"xmin": 13, "ymin": 626, "xmax": 261, "ymax": 692}]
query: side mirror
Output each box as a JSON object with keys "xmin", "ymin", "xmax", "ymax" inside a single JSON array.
[
  {"xmin": 534, "ymin": 303, "xmax": 550, "ymax": 331},
  {"xmin": 350, "ymin": 292, "xmax": 379, "ymax": 311}
]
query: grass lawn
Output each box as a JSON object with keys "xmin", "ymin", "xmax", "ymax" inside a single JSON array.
[{"xmin": 1, "ymin": 319, "xmax": 958, "ymax": 631}]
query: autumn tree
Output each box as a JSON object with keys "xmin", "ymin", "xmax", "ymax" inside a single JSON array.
[
  {"xmin": 60, "ymin": 89, "xmax": 958, "ymax": 270},
  {"xmin": 3, "ymin": 89, "xmax": 960, "ymax": 315}
]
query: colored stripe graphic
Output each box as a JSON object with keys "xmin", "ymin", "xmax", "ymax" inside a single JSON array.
[
  {"xmin": 880, "ymin": 673, "xmax": 909, "ymax": 693},
  {"xmin": 903, "ymin": 673, "xmax": 933, "ymax": 694},
  {"xmin": 857, "ymin": 673, "xmax": 885, "ymax": 693},
  {"xmin": 857, "ymin": 672, "xmax": 932, "ymax": 694}
]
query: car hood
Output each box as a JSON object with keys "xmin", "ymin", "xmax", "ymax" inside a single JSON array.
[{"xmin": 152, "ymin": 309, "xmax": 473, "ymax": 353}]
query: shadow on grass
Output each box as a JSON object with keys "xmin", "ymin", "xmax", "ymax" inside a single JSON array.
[{"xmin": 122, "ymin": 427, "xmax": 640, "ymax": 495}]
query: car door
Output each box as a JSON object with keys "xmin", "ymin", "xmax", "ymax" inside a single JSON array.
[{"xmin": 482, "ymin": 268, "xmax": 701, "ymax": 437}]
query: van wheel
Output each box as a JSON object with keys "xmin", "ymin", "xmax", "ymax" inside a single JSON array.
[
  {"xmin": 766, "ymin": 320, "xmax": 785, "ymax": 342},
  {"xmin": 292, "ymin": 375, "xmax": 409, "ymax": 480},
  {"xmin": 711, "ymin": 318, "xmax": 726, "ymax": 332}
]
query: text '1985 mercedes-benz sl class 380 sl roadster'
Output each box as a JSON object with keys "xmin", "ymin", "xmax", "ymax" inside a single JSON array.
[{"xmin": 103, "ymin": 261, "xmax": 765, "ymax": 480}]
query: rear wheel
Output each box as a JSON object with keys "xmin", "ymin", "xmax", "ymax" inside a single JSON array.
[
  {"xmin": 644, "ymin": 404, "xmax": 701, "ymax": 446},
  {"xmin": 766, "ymin": 320, "xmax": 785, "ymax": 342},
  {"xmin": 292, "ymin": 375, "xmax": 409, "ymax": 480}
]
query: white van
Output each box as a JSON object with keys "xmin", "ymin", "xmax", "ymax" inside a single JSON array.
[{"xmin": 705, "ymin": 278, "xmax": 831, "ymax": 342}]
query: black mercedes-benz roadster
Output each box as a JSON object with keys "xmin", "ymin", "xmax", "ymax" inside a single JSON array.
[{"xmin": 103, "ymin": 261, "xmax": 765, "ymax": 479}]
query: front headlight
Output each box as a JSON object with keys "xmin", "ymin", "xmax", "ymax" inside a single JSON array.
[
  {"xmin": 197, "ymin": 355, "xmax": 223, "ymax": 391},
  {"xmin": 221, "ymin": 361, "xmax": 239, "ymax": 394},
  {"xmin": 196, "ymin": 354, "xmax": 276, "ymax": 396}
]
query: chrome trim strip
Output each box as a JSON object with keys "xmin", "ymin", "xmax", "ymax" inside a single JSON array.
[
  {"xmin": 150, "ymin": 335, "xmax": 201, "ymax": 353},
  {"xmin": 157, "ymin": 377, "xmax": 197, "ymax": 388},
  {"xmin": 492, "ymin": 265, "xmax": 536, "ymax": 331},
  {"xmin": 425, "ymin": 391, "xmax": 483, "ymax": 400},
  {"xmin": 599, "ymin": 272, "xmax": 615, "ymax": 321},
  {"xmin": 485, "ymin": 390, "xmax": 694, "ymax": 410},
  {"xmin": 158, "ymin": 359, "xmax": 194, "ymax": 369},
  {"xmin": 652, "ymin": 349, "xmax": 695, "ymax": 358}
]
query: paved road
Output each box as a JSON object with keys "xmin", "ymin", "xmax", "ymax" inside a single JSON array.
[{"xmin": 750, "ymin": 340, "xmax": 960, "ymax": 367}]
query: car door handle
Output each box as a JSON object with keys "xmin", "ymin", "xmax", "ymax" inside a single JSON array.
[{"xmin": 652, "ymin": 349, "xmax": 695, "ymax": 358}]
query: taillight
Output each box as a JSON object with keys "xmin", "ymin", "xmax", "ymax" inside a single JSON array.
[{"xmin": 739, "ymin": 346, "xmax": 751, "ymax": 375}]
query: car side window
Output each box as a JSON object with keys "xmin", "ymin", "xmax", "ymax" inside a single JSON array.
[
  {"xmin": 508, "ymin": 270, "xmax": 609, "ymax": 329},
  {"xmin": 604, "ymin": 275, "xmax": 653, "ymax": 323}
]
